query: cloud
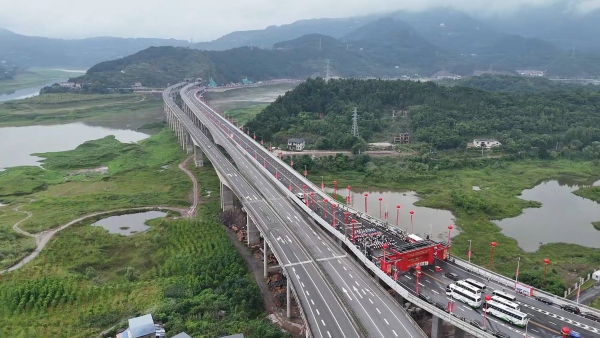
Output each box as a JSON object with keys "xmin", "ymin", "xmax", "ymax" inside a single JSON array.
[{"xmin": 0, "ymin": 0, "xmax": 589, "ymax": 41}]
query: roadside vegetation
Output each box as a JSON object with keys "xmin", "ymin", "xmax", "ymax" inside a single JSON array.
[
  {"xmin": 0, "ymin": 201, "xmax": 286, "ymax": 338},
  {"xmin": 224, "ymin": 104, "xmax": 268, "ymax": 125},
  {"xmin": 0, "ymin": 92, "xmax": 162, "ymax": 126}
]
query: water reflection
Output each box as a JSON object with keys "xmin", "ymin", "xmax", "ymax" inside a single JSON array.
[
  {"xmin": 494, "ymin": 180, "xmax": 600, "ymax": 251},
  {"xmin": 0, "ymin": 123, "xmax": 150, "ymax": 169},
  {"xmin": 92, "ymin": 211, "xmax": 166, "ymax": 236},
  {"xmin": 324, "ymin": 187, "xmax": 457, "ymax": 241}
]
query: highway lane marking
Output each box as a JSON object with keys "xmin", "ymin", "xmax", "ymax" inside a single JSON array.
[
  {"xmin": 548, "ymin": 321, "xmax": 556, "ymax": 325},
  {"xmin": 316, "ymin": 309, "xmax": 320, "ymax": 315},
  {"xmin": 369, "ymin": 299, "xmax": 374, "ymax": 304},
  {"xmin": 519, "ymin": 301, "xmax": 599, "ymax": 334},
  {"xmin": 327, "ymin": 331, "xmax": 331, "ymax": 338},
  {"xmin": 376, "ymin": 308, "xmax": 381, "ymax": 314},
  {"xmin": 311, "ymin": 299, "xmax": 315, "ymax": 305},
  {"xmin": 392, "ymin": 329, "xmax": 398, "ymax": 337},
  {"xmin": 349, "ymin": 274, "xmax": 354, "ymax": 278},
  {"xmin": 321, "ymin": 319, "xmax": 326, "ymax": 326},
  {"xmin": 306, "ymin": 291, "xmax": 310, "ymax": 296},
  {"xmin": 284, "ymin": 260, "xmax": 313, "ymax": 267},
  {"xmin": 425, "ymin": 280, "xmax": 431, "ymax": 283},
  {"xmin": 301, "ymin": 282, "xmax": 305, "ymax": 288},
  {"xmin": 432, "ymin": 290, "xmax": 439, "ymax": 295},
  {"xmin": 343, "ymin": 266, "xmax": 347, "ymax": 271}
]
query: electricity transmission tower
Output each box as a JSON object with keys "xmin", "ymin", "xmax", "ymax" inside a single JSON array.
[{"xmin": 351, "ymin": 108, "xmax": 359, "ymax": 137}]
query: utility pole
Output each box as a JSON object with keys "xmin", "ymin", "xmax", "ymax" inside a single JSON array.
[{"xmin": 351, "ymin": 108, "xmax": 359, "ymax": 138}]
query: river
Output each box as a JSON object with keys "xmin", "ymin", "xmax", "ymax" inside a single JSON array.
[
  {"xmin": 494, "ymin": 178, "xmax": 600, "ymax": 251},
  {"xmin": 0, "ymin": 79, "xmax": 68, "ymax": 102},
  {"xmin": 0, "ymin": 123, "xmax": 150, "ymax": 170}
]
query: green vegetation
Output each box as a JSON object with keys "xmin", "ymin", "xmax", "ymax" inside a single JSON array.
[
  {"xmin": 0, "ymin": 92, "xmax": 161, "ymax": 126},
  {"xmin": 0, "ymin": 201, "xmax": 286, "ymax": 338},
  {"xmin": 453, "ymin": 74, "xmax": 599, "ymax": 94},
  {"xmin": 297, "ymin": 155, "xmax": 600, "ymax": 292},
  {"xmin": 0, "ymin": 131, "xmax": 191, "ymax": 269},
  {"xmin": 224, "ymin": 104, "xmax": 268, "ymax": 125},
  {"xmin": 0, "ymin": 68, "xmax": 82, "ymax": 92},
  {"xmin": 247, "ymin": 78, "xmax": 600, "ymax": 156},
  {"xmin": 593, "ymin": 222, "xmax": 600, "ymax": 231}
]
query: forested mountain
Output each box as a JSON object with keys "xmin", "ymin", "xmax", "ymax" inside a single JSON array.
[
  {"xmin": 246, "ymin": 78, "xmax": 600, "ymax": 158},
  {"xmin": 456, "ymin": 75, "xmax": 597, "ymax": 94},
  {"xmin": 0, "ymin": 28, "xmax": 190, "ymax": 68}
]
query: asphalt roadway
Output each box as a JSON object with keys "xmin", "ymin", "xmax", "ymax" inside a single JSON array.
[
  {"xmin": 183, "ymin": 86, "xmax": 600, "ymax": 338},
  {"xmin": 166, "ymin": 87, "xmax": 360, "ymax": 338},
  {"xmin": 183, "ymin": 87, "xmax": 427, "ymax": 338}
]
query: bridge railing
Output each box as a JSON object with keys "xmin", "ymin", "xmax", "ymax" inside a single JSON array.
[
  {"xmin": 165, "ymin": 86, "xmax": 316, "ymax": 336},
  {"xmin": 188, "ymin": 86, "xmax": 491, "ymax": 337}
]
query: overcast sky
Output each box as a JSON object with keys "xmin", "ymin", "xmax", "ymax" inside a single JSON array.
[{"xmin": 0, "ymin": 0, "xmax": 598, "ymax": 41}]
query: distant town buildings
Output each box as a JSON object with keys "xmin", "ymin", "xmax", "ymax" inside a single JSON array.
[
  {"xmin": 470, "ymin": 138, "xmax": 502, "ymax": 149},
  {"xmin": 287, "ymin": 138, "xmax": 306, "ymax": 151},
  {"xmin": 58, "ymin": 82, "xmax": 81, "ymax": 89},
  {"xmin": 517, "ymin": 70, "xmax": 545, "ymax": 77}
]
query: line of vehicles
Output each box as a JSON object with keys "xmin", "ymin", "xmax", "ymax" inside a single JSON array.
[{"xmin": 437, "ymin": 276, "xmax": 599, "ymax": 337}]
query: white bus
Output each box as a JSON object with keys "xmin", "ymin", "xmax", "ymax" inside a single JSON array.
[
  {"xmin": 407, "ymin": 234, "xmax": 424, "ymax": 243},
  {"xmin": 492, "ymin": 290, "xmax": 517, "ymax": 302},
  {"xmin": 449, "ymin": 284, "xmax": 482, "ymax": 308},
  {"xmin": 456, "ymin": 280, "xmax": 482, "ymax": 295},
  {"xmin": 484, "ymin": 300, "xmax": 528, "ymax": 327},
  {"xmin": 491, "ymin": 295, "xmax": 520, "ymax": 311},
  {"xmin": 464, "ymin": 278, "xmax": 487, "ymax": 291}
]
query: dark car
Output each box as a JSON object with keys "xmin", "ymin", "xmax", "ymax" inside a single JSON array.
[
  {"xmin": 435, "ymin": 302, "xmax": 446, "ymax": 311},
  {"xmin": 534, "ymin": 296, "xmax": 554, "ymax": 305},
  {"xmin": 582, "ymin": 312, "xmax": 600, "ymax": 322},
  {"xmin": 560, "ymin": 304, "xmax": 581, "ymax": 314},
  {"xmin": 444, "ymin": 272, "xmax": 459, "ymax": 281},
  {"xmin": 493, "ymin": 331, "xmax": 511, "ymax": 338},
  {"xmin": 469, "ymin": 319, "xmax": 486, "ymax": 331},
  {"xmin": 419, "ymin": 293, "xmax": 434, "ymax": 304}
]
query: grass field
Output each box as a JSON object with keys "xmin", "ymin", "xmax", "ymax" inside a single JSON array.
[
  {"xmin": 0, "ymin": 92, "xmax": 162, "ymax": 127},
  {"xmin": 225, "ymin": 104, "xmax": 268, "ymax": 125},
  {"xmin": 308, "ymin": 159, "xmax": 600, "ymax": 288},
  {"xmin": 0, "ymin": 68, "xmax": 85, "ymax": 92},
  {"xmin": 0, "ymin": 131, "xmax": 191, "ymax": 270}
]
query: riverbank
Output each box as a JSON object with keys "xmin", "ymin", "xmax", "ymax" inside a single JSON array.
[
  {"xmin": 307, "ymin": 158, "xmax": 600, "ymax": 291},
  {"xmin": 0, "ymin": 92, "xmax": 162, "ymax": 127}
]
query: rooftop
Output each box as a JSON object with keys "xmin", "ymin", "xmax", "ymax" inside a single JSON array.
[
  {"xmin": 288, "ymin": 138, "xmax": 305, "ymax": 143},
  {"xmin": 128, "ymin": 314, "xmax": 155, "ymax": 338}
]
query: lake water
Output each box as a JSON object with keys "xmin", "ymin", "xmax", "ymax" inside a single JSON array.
[
  {"xmin": 0, "ymin": 123, "xmax": 150, "ymax": 169},
  {"xmin": 0, "ymin": 80, "xmax": 67, "ymax": 102},
  {"xmin": 92, "ymin": 211, "xmax": 166, "ymax": 236},
  {"xmin": 325, "ymin": 187, "xmax": 457, "ymax": 241},
  {"xmin": 494, "ymin": 178, "xmax": 600, "ymax": 251}
]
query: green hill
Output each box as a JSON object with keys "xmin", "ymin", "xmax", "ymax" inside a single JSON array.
[{"xmin": 245, "ymin": 77, "xmax": 600, "ymax": 154}]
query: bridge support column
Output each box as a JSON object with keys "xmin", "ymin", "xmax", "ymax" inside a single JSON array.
[
  {"xmin": 220, "ymin": 182, "xmax": 234, "ymax": 211},
  {"xmin": 185, "ymin": 132, "xmax": 193, "ymax": 154},
  {"xmin": 263, "ymin": 240, "xmax": 269, "ymax": 278},
  {"xmin": 431, "ymin": 315, "xmax": 443, "ymax": 338},
  {"xmin": 453, "ymin": 327, "xmax": 465, "ymax": 338},
  {"xmin": 246, "ymin": 216, "xmax": 260, "ymax": 245},
  {"xmin": 286, "ymin": 281, "xmax": 291, "ymax": 319},
  {"xmin": 194, "ymin": 145, "xmax": 204, "ymax": 167}
]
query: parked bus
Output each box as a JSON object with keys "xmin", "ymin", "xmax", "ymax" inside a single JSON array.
[
  {"xmin": 456, "ymin": 280, "xmax": 482, "ymax": 295},
  {"xmin": 484, "ymin": 300, "xmax": 528, "ymax": 327},
  {"xmin": 464, "ymin": 278, "xmax": 487, "ymax": 291},
  {"xmin": 449, "ymin": 284, "xmax": 482, "ymax": 308},
  {"xmin": 492, "ymin": 290, "xmax": 517, "ymax": 302},
  {"xmin": 491, "ymin": 295, "xmax": 520, "ymax": 311}
]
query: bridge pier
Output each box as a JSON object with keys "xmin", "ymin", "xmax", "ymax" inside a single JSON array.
[
  {"xmin": 431, "ymin": 315, "xmax": 443, "ymax": 338},
  {"xmin": 287, "ymin": 280, "xmax": 291, "ymax": 318},
  {"xmin": 185, "ymin": 133, "xmax": 193, "ymax": 154},
  {"xmin": 194, "ymin": 145, "xmax": 204, "ymax": 167},
  {"xmin": 246, "ymin": 216, "xmax": 260, "ymax": 245},
  {"xmin": 220, "ymin": 182, "xmax": 234, "ymax": 211},
  {"xmin": 263, "ymin": 240, "xmax": 269, "ymax": 278},
  {"xmin": 453, "ymin": 327, "xmax": 465, "ymax": 338}
]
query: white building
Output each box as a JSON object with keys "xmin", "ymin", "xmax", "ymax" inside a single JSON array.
[
  {"xmin": 592, "ymin": 270, "xmax": 600, "ymax": 283},
  {"xmin": 287, "ymin": 138, "xmax": 306, "ymax": 151},
  {"xmin": 473, "ymin": 138, "xmax": 501, "ymax": 149}
]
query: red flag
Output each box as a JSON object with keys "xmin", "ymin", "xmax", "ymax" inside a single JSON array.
[
  {"xmin": 393, "ymin": 270, "xmax": 398, "ymax": 281},
  {"xmin": 576, "ymin": 284, "xmax": 581, "ymax": 303},
  {"xmin": 515, "ymin": 264, "xmax": 519, "ymax": 278},
  {"xmin": 467, "ymin": 249, "xmax": 472, "ymax": 260}
]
